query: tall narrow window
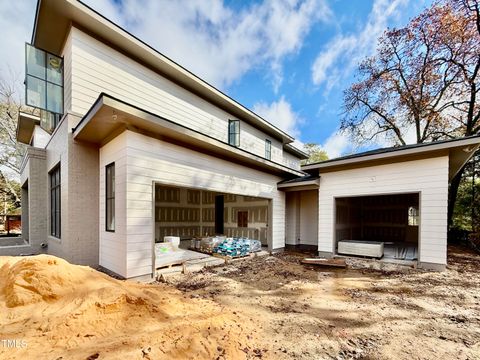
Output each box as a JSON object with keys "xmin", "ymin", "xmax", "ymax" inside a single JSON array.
[
  {"xmin": 228, "ymin": 120, "xmax": 240, "ymax": 147},
  {"xmin": 49, "ymin": 164, "xmax": 61, "ymax": 238},
  {"xmin": 265, "ymin": 139, "xmax": 272, "ymax": 160},
  {"xmin": 106, "ymin": 163, "xmax": 115, "ymax": 232}
]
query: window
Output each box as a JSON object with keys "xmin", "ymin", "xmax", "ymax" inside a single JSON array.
[
  {"xmin": 49, "ymin": 165, "xmax": 61, "ymax": 238},
  {"xmin": 106, "ymin": 163, "xmax": 115, "ymax": 232},
  {"xmin": 25, "ymin": 44, "xmax": 63, "ymax": 115},
  {"xmin": 408, "ymin": 206, "xmax": 419, "ymax": 226},
  {"xmin": 237, "ymin": 210, "xmax": 248, "ymax": 228},
  {"xmin": 228, "ymin": 120, "xmax": 240, "ymax": 147},
  {"xmin": 265, "ymin": 139, "xmax": 272, "ymax": 160}
]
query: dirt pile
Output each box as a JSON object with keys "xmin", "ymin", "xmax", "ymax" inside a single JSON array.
[{"xmin": 0, "ymin": 255, "xmax": 258, "ymax": 360}]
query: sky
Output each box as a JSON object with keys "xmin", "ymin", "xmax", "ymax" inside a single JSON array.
[{"xmin": 0, "ymin": 0, "xmax": 432, "ymax": 158}]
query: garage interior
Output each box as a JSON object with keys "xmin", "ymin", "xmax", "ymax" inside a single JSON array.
[
  {"xmin": 154, "ymin": 184, "xmax": 270, "ymax": 248},
  {"xmin": 335, "ymin": 193, "xmax": 419, "ymax": 261}
]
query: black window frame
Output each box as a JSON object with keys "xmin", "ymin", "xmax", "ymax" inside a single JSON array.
[
  {"xmin": 49, "ymin": 164, "xmax": 61, "ymax": 238},
  {"xmin": 265, "ymin": 139, "xmax": 272, "ymax": 160},
  {"xmin": 25, "ymin": 43, "xmax": 64, "ymax": 116},
  {"xmin": 228, "ymin": 119, "xmax": 240, "ymax": 147},
  {"xmin": 105, "ymin": 162, "xmax": 115, "ymax": 232}
]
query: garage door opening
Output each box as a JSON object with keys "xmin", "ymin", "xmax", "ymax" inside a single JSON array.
[
  {"xmin": 154, "ymin": 184, "xmax": 270, "ymax": 248},
  {"xmin": 335, "ymin": 193, "xmax": 419, "ymax": 261}
]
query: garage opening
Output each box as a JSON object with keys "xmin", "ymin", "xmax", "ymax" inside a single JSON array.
[
  {"xmin": 154, "ymin": 184, "xmax": 270, "ymax": 250},
  {"xmin": 335, "ymin": 193, "xmax": 419, "ymax": 261}
]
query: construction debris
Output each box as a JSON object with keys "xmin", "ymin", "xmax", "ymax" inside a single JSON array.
[{"xmin": 300, "ymin": 257, "xmax": 347, "ymax": 268}]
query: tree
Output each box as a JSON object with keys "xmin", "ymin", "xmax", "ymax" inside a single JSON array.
[
  {"xmin": 452, "ymin": 151, "xmax": 480, "ymax": 230},
  {"xmin": 342, "ymin": 0, "xmax": 480, "ymax": 227},
  {"xmin": 0, "ymin": 74, "xmax": 28, "ymax": 210},
  {"xmin": 301, "ymin": 143, "xmax": 328, "ymax": 165}
]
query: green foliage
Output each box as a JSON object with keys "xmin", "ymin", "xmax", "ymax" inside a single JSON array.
[
  {"xmin": 452, "ymin": 152, "xmax": 480, "ymax": 231},
  {"xmin": 0, "ymin": 178, "xmax": 21, "ymax": 214},
  {"xmin": 301, "ymin": 143, "xmax": 328, "ymax": 165}
]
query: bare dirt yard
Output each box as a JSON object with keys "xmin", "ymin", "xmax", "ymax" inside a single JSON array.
[{"xmin": 0, "ymin": 246, "xmax": 479, "ymax": 359}]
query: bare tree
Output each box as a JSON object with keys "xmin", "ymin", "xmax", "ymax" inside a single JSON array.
[
  {"xmin": 342, "ymin": 0, "xmax": 480, "ymax": 226},
  {"xmin": 0, "ymin": 74, "xmax": 28, "ymax": 208}
]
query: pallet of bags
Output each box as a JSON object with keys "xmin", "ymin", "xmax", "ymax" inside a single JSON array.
[
  {"xmin": 199, "ymin": 236, "xmax": 225, "ymax": 254},
  {"xmin": 213, "ymin": 237, "xmax": 250, "ymax": 258},
  {"xmin": 246, "ymin": 239, "xmax": 262, "ymax": 253}
]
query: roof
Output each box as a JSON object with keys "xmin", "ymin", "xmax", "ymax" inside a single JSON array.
[
  {"xmin": 73, "ymin": 93, "xmax": 305, "ymax": 177},
  {"xmin": 278, "ymin": 174, "xmax": 319, "ymax": 185},
  {"xmin": 277, "ymin": 174, "xmax": 320, "ymax": 191},
  {"xmin": 16, "ymin": 112, "xmax": 40, "ymax": 144},
  {"xmin": 31, "ymin": 0, "xmax": 296, "ymax": 145},
  {"xmin": 302, "ymin": 135, "xmax": 480, "ymax": 181},
  {"xmin": 283, "ymin": 143, "xmax": 309, "ymax": 159}
]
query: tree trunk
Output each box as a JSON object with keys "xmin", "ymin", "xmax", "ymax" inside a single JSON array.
[{"xmin": 448, "ymin": 166, "xmax": 465, "ymax": 230}]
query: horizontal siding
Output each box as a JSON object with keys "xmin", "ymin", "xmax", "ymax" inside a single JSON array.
[
  {"xmin": 285, "ymin": 193, "xmax": 299, "ymax": 245},
  {"xmin": 122, "ymin": 130, "xmax": 285, "ymax": 278},
  {"xmin": 283, "ymin": 151, "xmax": 301, "ymax": 171},
  {"xmin": 318, "ymin": 156, "xmax": 449, "ymax": 265},
  {"xmin": 300, "ymin": 190, "xmax": 318, "ymax": 246},
  {"xmin": 99, "ymin": 132, "xmax": 128, "ymax": 277},
  {"xmin": 68, "ymin": 27, "xmax": 298, "ymax": 167}
]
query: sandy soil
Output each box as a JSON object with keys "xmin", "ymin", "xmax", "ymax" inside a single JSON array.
[
  {"xmin": 168, "ymin": 246, "xmax": 480, "ymax": 359},
  {"xmin": 0, "ymin": 255, "xmax": 257, "ymax": 360},
  {"xmin": 0, "ymin": 247, "xmax": 479, "ymax": 359}
]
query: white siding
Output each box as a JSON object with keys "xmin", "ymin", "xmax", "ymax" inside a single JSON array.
[
  {"xmin": 299, "ymin": 190, "xmax": 318, "ymax": 246},
  {"xmin": 32, "ymin": 125, "xmax": 50, "ymax": 148},
  {"xmin": 100, "ymin": 130, "xmax": 285, "ymax": 278},
  {"xmin": 99, "ymin": 132, "xmax": 128, "ymax": 277},
  {"xmin": 283, "ymin": 151, "xmax": 301, "ymax": 171},
  {"xmin": 67, "ymin": 27, "xmax": 298, "ymax": 167},
  {"xmin": 62, "ymin": 29, "xmax": 73, "ymax": 117},
  {"xmin": 318, "ymin": 156, "xmax": 449, "ymax": 265},
  {"xmin": 285, "ymin": 192, "xmax": 300, "ymax": 245}
]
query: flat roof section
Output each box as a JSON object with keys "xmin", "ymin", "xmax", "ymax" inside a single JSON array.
[
  {"xmin": 16, "ymin": 112, "xmax": 40, "ymax": 145},
  {"xmin": 73, "ymin": 93, "xmax": 305, "ymax": 178},
  {"xmin": 302, "ymin": 136, "xmax": 480, "ymax": 181}
]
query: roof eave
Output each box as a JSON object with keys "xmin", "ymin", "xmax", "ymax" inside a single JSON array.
[
  {"xmin": 284, "ymin": 143, "xmax": 309, "ymax": 159},
  {"xmin": 16, "ymin": 112, "xmax": 41, "ymax": 145},
  {"xmin": 32, "ymin": 0, "xmax": 295, "ymax": 144},
  {"xmin": 73, "ymin": 93, "xmax": 305, "ymax": 178},
  {"xmin": 302, "ymin": 136, "xmax": 480, "ymax": 172}
]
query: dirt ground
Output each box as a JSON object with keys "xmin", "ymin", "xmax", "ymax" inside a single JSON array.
[
  {"xmin": 0, "ymin": 246, "xmax": 479, "ymax": 359},
  {"xmin": 167, "ymin": 246, "xmax": 480, "ymax": 359}
]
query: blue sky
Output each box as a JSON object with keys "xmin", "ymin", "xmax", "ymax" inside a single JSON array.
[{"xmin": 0, "ymin": 0, "xmax": 432, "ymax": 157}]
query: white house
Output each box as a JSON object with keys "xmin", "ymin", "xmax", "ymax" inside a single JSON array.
[{"xmin": 8, "ymin": 0, "xmax": 480, "ymax": 278}]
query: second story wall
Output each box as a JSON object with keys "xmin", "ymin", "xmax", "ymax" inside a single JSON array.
[{"xmin": 65, "ymin": 27, "xmax": 298, "ymax": 167}]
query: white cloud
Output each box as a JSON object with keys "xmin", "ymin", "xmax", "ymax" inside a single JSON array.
[
  {"xmin": 318, "ymin": 130, "xmax": 352, "ymax": 158},
  {"xmin": 253, "ymin": 96, "xmax": 303, "ymax": 139},
  {"xmin": 311, "ymin": 0, "xmax": 408, "ymax": 89},
  {"xmin": 85, "ymin": 0, "xmax": 332, "ymax": 91},
  {"xmin": 0, "ymin": 0, "xmax": 36, "ymax": 92}
]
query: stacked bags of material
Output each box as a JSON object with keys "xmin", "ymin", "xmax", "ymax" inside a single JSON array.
[
  {"xmin": 213, "ymin": 237, "xmax": 262, "ymax": 257},
  {"xmin": 199, "ymin": 236, "xmax": 225, "ymax": 254}
]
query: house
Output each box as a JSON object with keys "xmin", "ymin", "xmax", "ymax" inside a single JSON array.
[{"xmin": 8, "ymin": 0, "xmax": 480, "ymax": 278}]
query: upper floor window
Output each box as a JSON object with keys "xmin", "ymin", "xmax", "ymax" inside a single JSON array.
[
  {"xmin": 228, "ymin": 120, "xmax": 240, "ymax": 147},
  {"xmin": 49, "ymin": 164, "xmax": 61, "ymax": 238},
  {"xmin": 25, "ymin": 43, "xmax": 63, "ymax": 133},
  {"xmin": 265, "ymin": 139, "xmax": 272, "ymax": 160},
  {"xmin": 106, "ymin": 163, "xmax": 115, "ymax": 232}
]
